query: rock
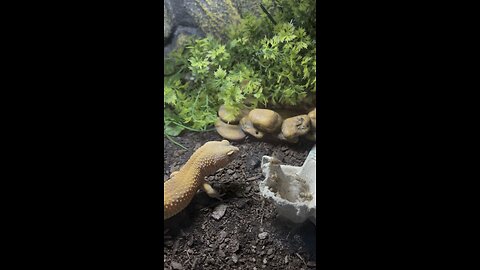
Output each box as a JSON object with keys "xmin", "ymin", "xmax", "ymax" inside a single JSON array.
[
  {"xmin": 215, "ymin": 118, "xmax": 246, "ymax": 141},
  {"xmin": 267, "ymin": 248, "xmax": 274, "ymax": 255},
  {"xmin": 232, "ymin": 254, "xmax": 238, "ymax": 263},
  {"xmin": 240, "ymin": 116, "xmax": 265, "ymax": 139},
  {"xmin": 233, "ymin": 0, "xmax": 263, "ymax": 16},
  {"xmin": 218, "ymin": 249, "xmax": 226, "ymax": 257},
  {"xmin": 187, "ymin": 235, "xmax": 194, "ymax": 247},
  {"xmin": 248, "ymin": 109, "xmax": 283, "ymax": 133},
  {"xmin": 228, "ymin": 238, "xmax": 240, "ymax": 253},
  {"xmin": 304, "ymin": 130, "xmax": 316, "ymax": 142},
  {"xmin": 164, "ymin": 26, "xmax": 204, "ymax": 56},
  {"xmin": 308, "ymin": 108, "xmax": 316, "ymax": 129},
  {"xmin": 170, "ymin": 261, "xmax": 183, "ymax": 270},
  {"xmin": 277, "ymin": 132, "xmax": 299, "ymax": 144},
  {"xmin": 218, "ymin": 230, "xmax": 228, "ymax": 243},
  {"xmin": 281, "ymin": 115, "xmax": 311, "ymax": 140},
  {"xmin": 194, "ymin": 143, "xmax": 202, "ymax": 150},
  {"xmin": 184, "ymin": 0, "xmax": 242, "ymax": 39},
  {"xmin": 211, "ymin": 203, "xmax": 228, "ymax": 220},
  {"xmin": 258, "ymin": 232, "xmax": 268, "ymax": 240},
  {"xmin": 164, "ymin": 0, "xmax": 262, "ymax": 54},
  {"xmin": 164, "ymin": 3, "xmax": 173, "ymax": 40},
  {"xmin": 173, "ymin": 149, "xmax": 186, "ymax": 157}
]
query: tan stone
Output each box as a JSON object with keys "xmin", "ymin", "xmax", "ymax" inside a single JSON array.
[
  {"xmin": 277, "ymin": 132, "xmax": 299, "ymax": 144},
  {"xmin": 281, "ymin": 115, "xmax": 311, "ymax": 140},
  {"xmin": 248, "ymin": 109, "xmax": 283, "ymax": 133},
  {"xmin": 308, "ymin": 108, "xmax": 316, "ymax": 129},
  {"xmin": 215, "ymin": 118, "xmax": 246, "ymax": 141},
  {"xmin": 240, "ymin": 116, "xmax": 264, "ymax": 139},
  {"xmin": 305, "ymin": 130, "xmax": 316, "ymax": 142}
]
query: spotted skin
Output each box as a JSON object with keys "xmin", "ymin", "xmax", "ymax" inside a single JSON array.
[{"xmin": 164, "ymin": 140, "xmax": 239, "ymax": 220}]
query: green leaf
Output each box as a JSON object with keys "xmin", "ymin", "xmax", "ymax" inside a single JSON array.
[
  {"xmin": 164, "ymin": 123, "xmax": 184, "ymax": 136},
  {"xmin": 214, "ymin": 67, "xmax": 227, "ymax": 79}
]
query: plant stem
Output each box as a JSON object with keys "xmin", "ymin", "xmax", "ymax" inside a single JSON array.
[
  {"xmin": 171, "ymin": 121, "xmax": 215, "ymax": 132},
  {"xmin": 164, "ymin": 133, "xmax": 188, "ymax": 150}
]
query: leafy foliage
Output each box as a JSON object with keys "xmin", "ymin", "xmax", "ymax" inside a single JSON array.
[{"xmin": 164, "ymin": 0, "xmax": 316, "ymax": 136}]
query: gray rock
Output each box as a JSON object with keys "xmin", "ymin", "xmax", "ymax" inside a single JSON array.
[
  {"xmin": 184, "ymin": 0, "xmax": 242, "ymax": 39},
  {"xmin": 164, "ymin": 0, "xmax": 263, "ymax": 55},
  {"xmin": 164, "ymin": 3, "xmax": 173, "ymax": 40},
  {"xmin": 164, "ymin": 26, "xmax": 204, "ymax": 56},
  {"xmin": 211, "ymin": 203, "xmax": 228, "ymax": 220},
  {"xmin": 258, "ymin": 232, "xmax": 268, "ymax": 240},
  {"xmin": 170, "ymin": 261, "xmax": 183, "ymax": 270}
]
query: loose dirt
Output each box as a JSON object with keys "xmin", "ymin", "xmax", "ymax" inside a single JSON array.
[{"xmin": 164, "ymin": 131, "xmax": 316, "ymax": 270}]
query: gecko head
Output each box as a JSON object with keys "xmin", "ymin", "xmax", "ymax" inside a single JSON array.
[{"xmin": 199, "ymin": 140, "xmax": 240, "ymax": 167}]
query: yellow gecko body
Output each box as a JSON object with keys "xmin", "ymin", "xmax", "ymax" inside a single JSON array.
[{"xmin": 164, "ymin": 140, "xmax": 239, "ymax": 220}]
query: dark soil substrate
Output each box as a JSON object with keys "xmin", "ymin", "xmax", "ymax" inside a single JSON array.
[{"xmin": 164, "ymin": 131, "xmax": 316, "ymax": 270}]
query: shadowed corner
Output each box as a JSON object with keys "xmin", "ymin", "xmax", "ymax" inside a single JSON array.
[
  {"xmin": 272, "ymin": 217, "xmax": 317, "ymax": 261},
  {"xmin": 163, "ymin": 203, "xmax": 197, "ymax": 239},
  {"xmin": 163, "ymin": 191, "xmax": 220, "ymax": 240}
]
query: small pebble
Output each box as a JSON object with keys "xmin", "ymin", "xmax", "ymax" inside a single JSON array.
[
  {"xmin": 258, "ymin": 232, "xmax": 268, "ymax": 240},
  {"xmin": 232, "ymin": 254, "xmax": 238, "ymax": 263},
  {"xmin": 218, "ymin": 230, "xmax": 227, "ymax": 242},
  {"xmin": 194, "ymin": 143, "xmax": 201, "ymax": 150},
  {"xmin": 267, "ymin": 248, "xmax": 274, "ymax": 255},
  {"xmin": 187, "ymin": 235, "xmax": 193, "ymax": 247},
  {"xmin": 211, "ymin": 204, "xmax": 227, "ymax": 220},
  {"xmin": 218, "ymin": 249, "xmax": 226, "ymax": 257},
  {"xmin": 170, "ymin": 261, "xmax": 183, "ymax": 270}
]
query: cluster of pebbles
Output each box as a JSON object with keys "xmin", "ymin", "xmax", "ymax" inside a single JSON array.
[{"xmin": 215, "ymin": 105, "xmax": 316, "ymax": 143}]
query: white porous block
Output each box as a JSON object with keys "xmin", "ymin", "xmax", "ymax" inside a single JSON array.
[{"xmin": 259, "ymin": 145, "xmax": 316, "ymax": 225}]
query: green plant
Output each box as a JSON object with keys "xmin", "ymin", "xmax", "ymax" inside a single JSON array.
[
  {"xmin": 261, "ymin": 0, "xmax": 316, "ymax": 38},
  {"xmin": 164, "ymin": 0, "xmax": 316, "ymax": 137}
]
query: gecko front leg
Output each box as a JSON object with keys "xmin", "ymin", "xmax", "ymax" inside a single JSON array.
[{"xmin": 201, "ymin": 182, "xmax": 224, "ymax": 200}]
